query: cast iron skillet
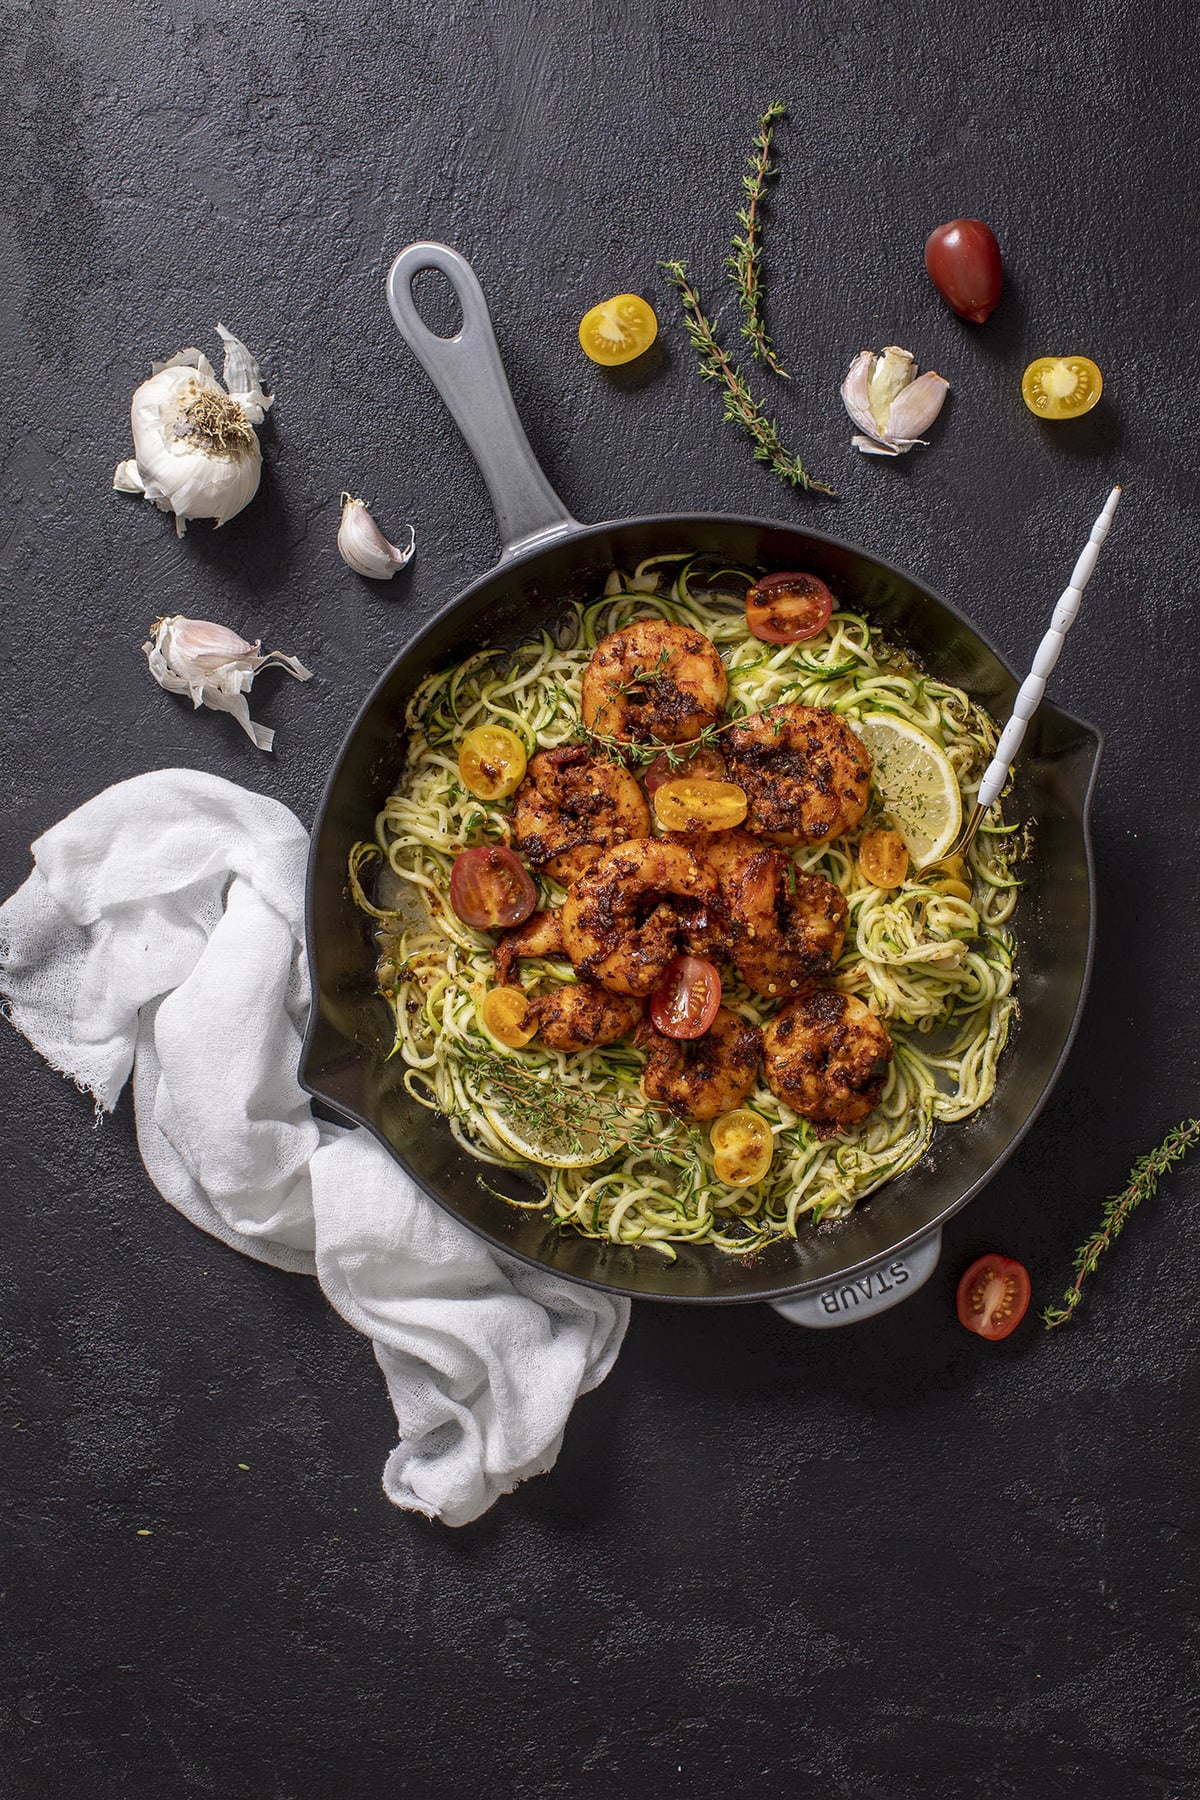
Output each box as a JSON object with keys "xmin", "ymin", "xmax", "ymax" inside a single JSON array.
[{"xmin": 299, "ymin": 243, "xmax": 1102, "ymax": 1328}]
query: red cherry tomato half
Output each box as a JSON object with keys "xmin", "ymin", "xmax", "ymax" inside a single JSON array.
[
  {"xmin": 643, "ymin": 745, "xmax": 727, "ymax": 798},
  {"xmin": 924, "ymin": 219, "xmax": 1004, "ymax": 324},
  {"xmin": 648, "ymin": 955, "xmax": 722, "ymax": 1039},
  {"xmin": 449, "ymin": 846, "xmax": 536, "ymax": 931},
  {"xmin": 955, "ymin": 1253, "xmax": 1031, "ymax": 1341},
  {"xmin": 745, "ymin": 572, "xmax": 835, "ymax": 644}
]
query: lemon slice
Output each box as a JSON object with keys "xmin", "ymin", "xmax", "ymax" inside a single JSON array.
[
  {"xmin": 480, "ymin": 1093, "xmax": 620, "ymax": 1169},
  {"xmin": 854, "ymin": 713, "xmax": 962, "ymax": 867}
]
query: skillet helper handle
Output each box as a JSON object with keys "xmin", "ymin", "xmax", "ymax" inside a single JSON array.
[
  {"xmin": 769, "ymin": 1229, "xmax": 942, "ymax": 1328},
  {"xmin": 975, "ymin": 484, "xmax": 1121, "ymax": 813},
  {"xmin": 387, "ymin": 241, "xmax": 581, "ymax": 561}
]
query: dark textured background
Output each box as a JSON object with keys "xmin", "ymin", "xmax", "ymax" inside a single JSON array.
[{"xmin": 2, "ymin": 0, "xmax": 1198, "ymax": 1795}]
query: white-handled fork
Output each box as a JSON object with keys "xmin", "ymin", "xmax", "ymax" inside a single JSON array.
[{"xmin": 937, "ymin": 483, "xmax": 1122, "ymax": 864}]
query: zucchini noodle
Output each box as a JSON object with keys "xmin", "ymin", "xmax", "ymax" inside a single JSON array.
[{"xmin": 352, "ymin": 554, "xmax": 1024, "ymax": 1258}]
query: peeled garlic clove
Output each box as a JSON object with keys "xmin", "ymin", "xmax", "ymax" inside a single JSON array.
[
  {"xmin": 143, "ymin": 613, "xmax": 311, "ymax": 753},
  {"xmin": 337, "ymin": 493, "xmax": 416, "ymax": 580},
  {"xmin": 866, "ymin": 346, "xmax": 918, "ymax": 433}
]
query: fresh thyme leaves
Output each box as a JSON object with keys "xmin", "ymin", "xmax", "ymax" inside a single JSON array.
[
  {"xmin": 472, "ymin": 1056, "xmax": 623, "ymax": 1130},
  {"xmin": 661, "ymin": 101, "xmax": 833, "ymax": 497},
  {"xmin": 614, "ymin": 645, "xmax": 673, "ymax": 702},
  {"xmin": 577, "ymin": 719, "xmax": 726, "ymax": 769},
  {"xmin": 460, "ymin": 1047, "xmax": 670, "ymax": 1162},
  {"xmin": 659, "ymin": 260, "xmax": 834, "ymax": 497},
  {"xmin": 727, "ymin": 101, "xmax": 790, "ymax": 377},
  {"xmin": 576, "ymin": 700, "xmax": 792, "ymax": 768},
  {"xmin": 1041, "ymin": 1118, "xmax": 1200, "ymax": 1329}
]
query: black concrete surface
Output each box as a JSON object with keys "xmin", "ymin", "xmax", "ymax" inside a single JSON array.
[{"xmin": 2, "ymin": 1, "xmax": 1198, "ymax": 1795}]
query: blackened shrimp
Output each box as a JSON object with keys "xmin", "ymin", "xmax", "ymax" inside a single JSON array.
[
  {"xmin": 492, "ymin": 909, "xmax": 566, "ymax": 986},
  {"xmin": 561, "ymin": 838, "xmax": 716, "ymax": 995},
  {"xmin": 669, "ymin": 828, "xmax": 763, "ymax": 963},
  {"xmin": 512, "ymin": 746, "xmax": 650, "ymax": 885},
  {"xmin": 724, "ymin": 703, "xmax": 871, "ymax": 845},
  {"xmin": 670, "ymin": 830, "xmax": 847, "ymax": 994},
  {"xmin": 491, "ymin": 911, "xmax": 641, "ymax": 1049},
  {"xmin": 580, "ymin": 619, "xmax": 728, "ymax": 745},
  {"xmin": 761, "ymin": 991, "xmax": 893, "ymax": 1133},
  {"xmin": 638, "ymin": 1006, "xmax": 761, "ymax": 1121},
  {"xmin": 529, "ymin": 985, "xmax": 643, "ymax": 1053},
  {"xmin": 728, "ymin": 849, "xmax": 847, "ymax": 998}
]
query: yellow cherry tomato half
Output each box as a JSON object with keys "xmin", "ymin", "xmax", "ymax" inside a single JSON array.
[
  {"xmin": 458, "ymin": 725, "xmax": 528, "ymax": 801},
  {"xmin": 925, "ymin": 871, "xmax": 974, "ymax": 901},
  {"xmin": 482, "ymin": 986, "xmax": 538, "ymax": 1048},
  {"xmin": 921, "ymin": 852, "xmax": 973, "ymax": 901},
  {"xmin": 710, "ymin": 1109, "xmax": 774, "ymax": 1186},
  {"xmin": 1021, "ymin": 356, "xmax": 1103, "ymax": 420},
  {"xmin": 579, "ymin": 294, "xmax": 658, "ymax": 367},
  {"xmin": 653, "ymin": 777, "xmax": 748, "ymax": 833},
  {"xmin": 859, "ymin": 828, "xmax": 909, "ymax": 889}
]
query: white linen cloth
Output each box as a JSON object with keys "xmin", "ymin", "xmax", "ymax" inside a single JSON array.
[{"xmin": 0, "ymin": 769, "xmax": 628, "ymax": 1526}]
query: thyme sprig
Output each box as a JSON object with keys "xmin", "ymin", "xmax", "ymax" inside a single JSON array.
[
  {"xmin": 577, "ymin": 716, "xmax": 728, "ymax": 769},
  {"xmin": 612, "ymin": 644, "xmax": 673, "ymax": 700},
  {"xmin": 461, "ymin": 1048, "xmax": 683, "ymax": 1162},
  {"xmin": 659, "ymin": 260, "xmax": 834, "ymax": 497},
  {"xmin": 577, "ymin": 680, "xmax": 803, "ymax": 768},
  {"xmin": 727, "ymin": 101, "xmax": 790, "ymax": 377},
  {"xmin": 1041, "ymin": 1118, "xmax": 1200, "ymax": 1329}
]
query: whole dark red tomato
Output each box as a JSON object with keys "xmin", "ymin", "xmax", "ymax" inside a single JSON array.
[
  {"xmin": 648, "ymin": 955, "xmax": 722, "ymax": 1039},
  {"xmin": 924, "ymin": 219, "xmax": 1004, "ymax": 323},
  {"xmin": 956, "ymin": 1253, "xmax": 1031, "ymax": 1340},
  {"xmin": 745, "ymin": 571, "xmax": 835, "ymax": 644},
  {"xmin": 449, "ymin": 846, "xmax": 536, "ymax": 930}
]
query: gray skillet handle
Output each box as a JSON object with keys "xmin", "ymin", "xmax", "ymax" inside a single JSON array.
[
  {"xmin": 387, "ymin": 242, "xmax": 581, "ymax": 561},
  {"xmin": 770, "ymin": 1229, "xmax": 942, "ymax": 1328}
]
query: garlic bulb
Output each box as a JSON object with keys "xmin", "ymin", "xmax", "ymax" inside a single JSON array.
[
  {"xmin": 143, "ymin": 615, "xmax": 311, "ymax": 753},
  {"xmin": 841, "ymin": 346, "xmax": 949, "ymax": 457},
  {"xmin": 337, "ymin": 493, "xmax": 415, "ymax": 580},
  {"xmin": 115, "ymin": 325, "xmax": 272, "ymax": 536}
]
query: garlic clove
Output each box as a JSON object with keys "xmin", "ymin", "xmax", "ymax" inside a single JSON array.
[
  {"xmin": 216, "ymin": 322, "xmax": 272, "ymax": 424},
  {"xmin": 113, "ymin": 458, "xmax": 145, "ymax": 493},
  {"xmin": 867, "ymin": 346, "xmax": 918, "ymax": 434},
  {"xmin": 884, "ymin": 370, "xmax": 950, "ymax": 443},
  {"xmin": 337, "ymin": 493, "xmax": 416, "ymax": 580},
  {"xmin": 159, "ymin": 616, "xmax": 260, "ymax": 671},
  {"xmin": 143, "ymin": 613, "xmax": 311, "ymax": 752},
  {"xmin": 840, "ymin": 352, "xmax": 879, "ymax": 440}
]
